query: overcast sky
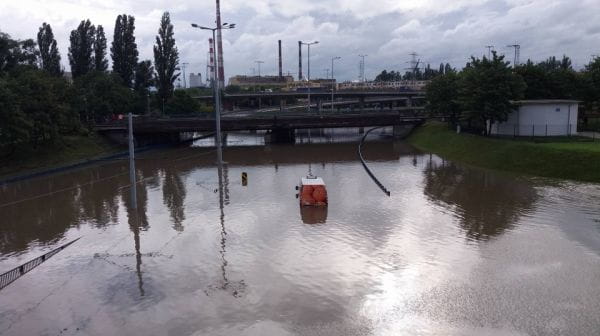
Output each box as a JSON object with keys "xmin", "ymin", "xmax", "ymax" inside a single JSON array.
[{"xmin": 1, "ymin": 0, "xmax": 599, "ymax": 83}]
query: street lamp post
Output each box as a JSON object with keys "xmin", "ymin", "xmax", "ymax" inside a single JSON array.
[
  {"xmin": 191, "ymin": 22, "xmax": 235, "ymax": 164},
  {"xmin": 300, "ymin": 41, "xmax": 319, "ymax": 113},
  {"xmin": 331, "ymin": 56, "xmax": 341, "ymax": 114},
  {"xmin": 255, "ymin": 60, "xmax": 264, "ymax": 77}
]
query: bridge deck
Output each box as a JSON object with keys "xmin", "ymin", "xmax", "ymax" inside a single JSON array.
[{"xmin": 95, "ymin": 111, "xmax": 428, "ymax": 134}]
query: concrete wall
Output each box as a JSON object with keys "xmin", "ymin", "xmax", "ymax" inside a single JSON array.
[{"xmin": 492, "ymin": 103, "xmax": 578, "ymax": 136}]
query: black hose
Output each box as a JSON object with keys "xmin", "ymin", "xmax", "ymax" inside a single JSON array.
[{"xmin": 358, "ymin": 127, "xmax": 391, "ymax": 196}]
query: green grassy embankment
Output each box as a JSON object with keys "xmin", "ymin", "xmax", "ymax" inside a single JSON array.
[
  {"xmin": 0, "ymin": 135, "xmax": 123, "ymax": 180},
  {"xmin": 407, "ymin": 122, "xmax": 600, "ymax": 183}
]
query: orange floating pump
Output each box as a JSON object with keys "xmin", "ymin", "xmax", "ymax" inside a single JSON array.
[{"xmin": 297, "ymin": 176, "xmax": 328, "ymax": 206}]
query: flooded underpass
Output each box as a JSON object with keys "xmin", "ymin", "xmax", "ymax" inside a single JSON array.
[{"xmin": 1, "ymin": 129, "xmax": 600, "ymax": 335}]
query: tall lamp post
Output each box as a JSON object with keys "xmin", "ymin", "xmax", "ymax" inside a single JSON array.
[
  {"xmin": 331, "ymin": 56, "xmax": 341, "ymax": 114},
  {"xmin": 255, "ymin": 60, "xmax": 264, "ymax": 77},
  {"xmin": 191, "ymin": 22, "xmax": 235, "ymax": 164},
  {"xmin": 300, "ymin": 41, "xmax": 319, "ymax": 113}
]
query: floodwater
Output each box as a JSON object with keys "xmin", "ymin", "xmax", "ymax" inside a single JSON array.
[{"xmin": 1, "ymin": 129, "xmax": 600, "ymax": 335}]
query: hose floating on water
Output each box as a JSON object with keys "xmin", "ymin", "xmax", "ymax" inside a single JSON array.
[{"xmin": 358, "ymin": 127, "xmax": 391, "ymax": 196}]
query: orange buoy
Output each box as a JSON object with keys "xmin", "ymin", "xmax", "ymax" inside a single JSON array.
[
  {"xmin": 297, "ymin": 176, "xmax": 328, "ymax": 207},
  {"xmin": 312, "ymin": 186, "xmax": 327, "ymax": 203}
]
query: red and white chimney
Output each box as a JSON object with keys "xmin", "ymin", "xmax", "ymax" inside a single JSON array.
[{"xmin": 209, "ymin": 38, "xmax": 215, "ymax": 82}]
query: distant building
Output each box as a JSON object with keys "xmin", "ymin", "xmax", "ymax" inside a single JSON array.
[
  {"xmin": 189, "ymin": 73, "xmax": 205, "ymax": 88},
  {"xmin": 338, "ymin": 80, "xmax": 429, "ymax": 91},
  {"xmin": 284, "ymin": 79, "xmax": 336, "ymax": 91},
  {"xmin": 228, "ymin": 75, "xmax": 294, "ymax": 88},
  {"xmin": 491, "ymin": 100, "xmax": 579, "ymax": 136}
]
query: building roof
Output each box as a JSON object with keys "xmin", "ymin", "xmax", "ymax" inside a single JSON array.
[{"xmin": 512, "ymin": 99, "xmax": 580, "ymax": 105}]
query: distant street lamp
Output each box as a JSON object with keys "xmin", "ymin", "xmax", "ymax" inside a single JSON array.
[
  {"xmin": 300, "ymin": 41, "xmax": 319, "ymax": 113},
  {"xmin": 255, "ymin": 60, "xmax": 264, "ymax": 77},
  {"xmin": 191, "ymin": 22, "xmax": 236, "ymax": 164},
  {"xmin": 331, "ymin": 56, "xmax": 341, "ymax": 114}
]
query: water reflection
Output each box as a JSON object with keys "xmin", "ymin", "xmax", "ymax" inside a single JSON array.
[
  {"xmin": 423, "ymin": 158, "xmax": 538, "ymax": 240},
  {"xmin": 0, "ymin": 166, "xmax": 129, "ymax": 257},
  {"xmin": 162, "ymin": 167, "xmax": 187, "ymax": 232},
  {"xmin": 300, "ymin": 206, "xmax": 328, "ymax": 225},
  {"xmin": 206, "ymin": 154, "xmax": 246, "ymax": 297},
  {"xmin": 123, "ymin": 179, "xmax": 151, "ymax": 297}
]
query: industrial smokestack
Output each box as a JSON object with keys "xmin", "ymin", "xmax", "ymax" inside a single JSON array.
[
  {"xmin": 298, "ymin": 41, "xmax": 303, "ymax": 81},
  {"xmin": 209, "ymin": 38, "xmax": 215, "ymax": 82},
  {"xmin": 278, "ymin": 40, "xmax": 283, "ymax": 79}
]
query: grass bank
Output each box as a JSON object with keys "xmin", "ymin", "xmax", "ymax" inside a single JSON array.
[
  {"xmin": 0, "ymin": 135, "xmax": 123, "ymax": 181},
  {"xmin": 407, "ymin": 122, "xmax": 600, "ymax": 183}
]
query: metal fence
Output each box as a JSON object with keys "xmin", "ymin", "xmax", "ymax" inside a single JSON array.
[
  {"xmin": 492, "ymin": 123, "xmax": 577, "ymax": 137},
  {"xmin": 0, "ymin": 237, "xmax": 81, "ymax": 290}
]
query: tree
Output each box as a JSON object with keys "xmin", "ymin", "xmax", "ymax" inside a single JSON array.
[
  {"xmin": 94, "ymin": 25, "xmax": 108, "ymax": 72},
  {"xmin": 153, "ymin": 12, "xmax": 180, "ymax": 105},
  {"xmin": 457, "ymin": 51, "xmax": 526, "ymax": 135},
  {"xmin": 425, "ymin": 71, "xmax": 460, "ymax": 124},
  {"xmin": 165, "ymin": 90, "xmax": 201, "ymax": 115},
  {"xmin": 517, "ymin": 57, "xmax": 581, "ymax": 100},
  {"xmin": 68, "ymin": 19, "xmax": 96, "ymax": 78},
  {"xmin": 111, "ymin": 14, "xmax": 138, "ymax": 87},
  {"xmin": 7, "ymin": 68, "xmax": 76, "ymax": 145},
  {"xmin": 134, "ymin": 60, "xmax": 154, "ymax": 114},
  {"xmin": 0, "ymin": 78, "xmax": 32, "ymax": 153},
  {"xmin": 582, "ymin": 57, "xmax": 600, "ymax": 112},
  {"xmin": 444, "ymin": 63, "xmax": 453, "ymax": 74},
  {"xmin": 37, "ymin": 23, "xmax": 62, "ymax": 76},
  {"xmin": 0, "ymin": 32, "xmax": 39, "ymax": 72},
  {"xmin": 71, "ymin": 71, "xmax": 135, "ymax": 127}
]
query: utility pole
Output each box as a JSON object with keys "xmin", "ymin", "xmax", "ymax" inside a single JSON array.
[
  {"xmin": 191, "ymin": 22, "xmax": 236, "ymax": 165},
  {"xmin": 300, "ymin": 41, "xmax": 319, "ymax": 113},
  {"xmin": 507, "ymin": 44, "xmax": 521, "ymax": 68},
  {"xmin": 324, "ymin": 69, "xmax": 330, "ymax": 79},
  {"xmin": 215, "ymin": 0, "xmax": 225, "ymax": 88},
  {"xmin": 331, "ymin": 56, "xmax": 341, "ymax": 114},
  {"xmin": 255, "ymin": 60, "xmax": 264, "ymax": 77},
  {"xmin": 182, "ymin": 62, "xmax": 189, "ymax": 88},
  {"xmin": 485, "ymin": 45, "xmax": 494, "ymax": 59},
  {"xmin": 358, "ymin": 54, "xmax": 368, "ymax": 82}
]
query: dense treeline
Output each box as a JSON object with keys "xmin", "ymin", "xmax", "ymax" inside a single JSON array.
[
  {"xmin": 426, "ymin": 52, "xmax": 600, "ymax": 134},
  {"xmin": 0, "ymin": 13, "xmax": 202, "ymax": 155},
  {"xmin": 375, "ymin": 63, "xmax": 455, "ymax": 81}
]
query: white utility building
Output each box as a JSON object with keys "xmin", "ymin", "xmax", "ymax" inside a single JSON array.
[
  {"xmin": 189, "ymin": 73, "xmax": 204, "ymax": 88},
  {"xmin": 491, "ymin": 100, "xmax": 579, "ymax": 136}
]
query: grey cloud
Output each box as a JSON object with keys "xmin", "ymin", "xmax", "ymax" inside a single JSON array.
[{"xmin": 0, "ymin": 0, "xmax": 598, "ymax": 81}]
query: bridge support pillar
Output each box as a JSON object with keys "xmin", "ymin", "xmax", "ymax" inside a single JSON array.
[
  {"xmin": 265, "ymin": 128, "xmax": 295, "ymax": 143},
  {"xmin": 393, "ymin": 124, "xmax": 415, "ymax": 139},
  {"xmin": 317, "ymin": 99, "xmax": 323, "ymax": 116},
  {"xmin": 359, "ymin": 97, "xmax": 365, "ymax": 114}
]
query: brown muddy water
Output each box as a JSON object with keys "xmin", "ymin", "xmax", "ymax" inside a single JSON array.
[{"xmin": 1, "ymin": 129, "xmax": 600, "ymax": 335}]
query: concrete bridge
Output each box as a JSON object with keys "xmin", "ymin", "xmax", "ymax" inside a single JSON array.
[
  {"xmin": 95, "ymin": 108, "xmax": 433, "ymax": 144},
  {"xmin": 95, "ymin": 90, "xmax": 432, "ymax": 144}
]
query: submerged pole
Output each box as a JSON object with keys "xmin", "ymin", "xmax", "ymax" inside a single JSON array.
[{"xmin": 128, "ymin": 113, "xmax": 137, "ymax": 209}]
